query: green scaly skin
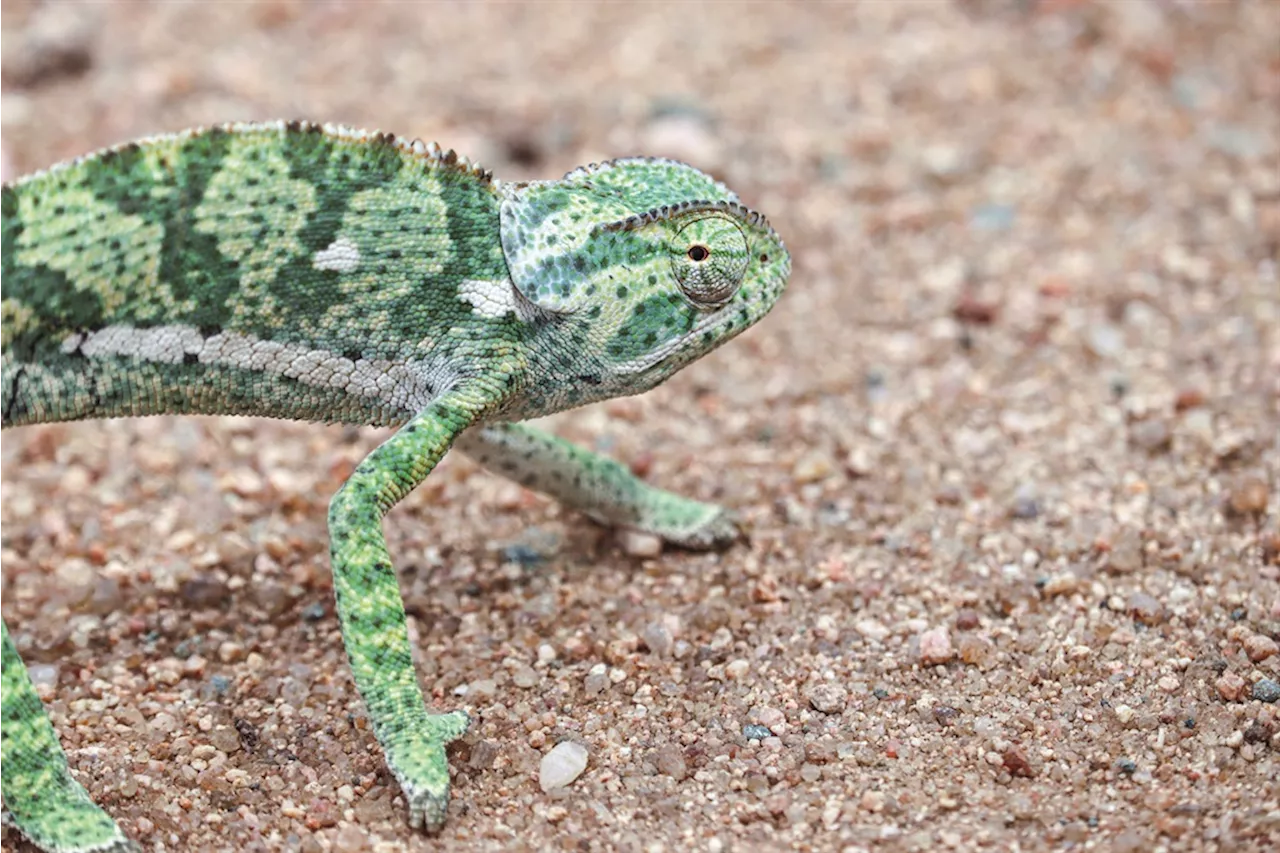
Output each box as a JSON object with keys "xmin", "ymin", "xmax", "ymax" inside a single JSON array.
[{"xmin": 0, "ymin": 121, "xmax": 789, "ymax": 851}]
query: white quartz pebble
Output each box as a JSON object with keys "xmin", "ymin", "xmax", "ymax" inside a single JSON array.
[{"xmin": 539, "ymin": 741, "xmax": 589, "ymax": 792}]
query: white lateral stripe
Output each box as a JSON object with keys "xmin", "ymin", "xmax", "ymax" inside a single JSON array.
[
  {"xmin": 65, "ymin": 324, "xmax": 450, "ymax": 411},
  {"xmin": 75, "ymin": 324, "xmax": 205, "ymax": 364}
]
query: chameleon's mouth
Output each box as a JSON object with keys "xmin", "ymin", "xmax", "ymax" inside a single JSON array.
[{"xmin": 612, "ymin": 307, "xmax": 734, "ymax": 376}]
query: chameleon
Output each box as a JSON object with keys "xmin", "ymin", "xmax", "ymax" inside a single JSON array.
[{"xmin": 0, "ymin": 120, "xmax": 789, "ymax": 852}]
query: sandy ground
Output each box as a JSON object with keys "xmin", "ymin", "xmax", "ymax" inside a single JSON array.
[{"xmin": 2, "ymin": 1, "xmax": 1278, "ymax": 851}]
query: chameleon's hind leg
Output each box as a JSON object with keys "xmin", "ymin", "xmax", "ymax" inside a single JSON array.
[
  {"xmin": 1, "ymin": 621, "xmax": 137, "ymax": 853},
  {"xmin": 455, "ymin": 422, "xmax": 742, "ymax": 550}
]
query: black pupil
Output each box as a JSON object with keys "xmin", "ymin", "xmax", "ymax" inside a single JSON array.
[{"xmin": 688, "ymin": 245, "xmax": 710, "ymax": 262}]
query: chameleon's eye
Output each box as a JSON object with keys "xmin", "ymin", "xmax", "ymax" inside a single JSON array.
[{"xmin": 671, "ymin": 215, "xmax": 748, "ymax": 307}]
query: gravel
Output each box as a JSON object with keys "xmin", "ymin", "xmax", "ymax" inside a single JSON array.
[
  {"xmin": 2, "ymin": 1, "xmax": 1278, "ymax": 852},
  {"xmin": 1254, "ymin": 679, "xmax": 1280, "ymax": 704},
  {"xmin": 538, "ymin": 741, "xmax": 589, "ymax": 793}
]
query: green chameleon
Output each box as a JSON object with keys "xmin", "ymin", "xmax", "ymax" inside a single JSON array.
[{"xmin": 0, "ymin": 120, "xmax": 789, "ymax": 852}]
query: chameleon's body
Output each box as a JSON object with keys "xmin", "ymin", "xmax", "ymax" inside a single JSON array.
[{"xmin": 0, "ymin": 121, "xmax": 788, "ymax": 852}]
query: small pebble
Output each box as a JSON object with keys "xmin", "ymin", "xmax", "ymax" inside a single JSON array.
[
  {"xmin": 855, "ymin": 619, "xmax": 889, "ymax": 642},
  {"xmin": 1107, "ymin": 532, "xmax": 1144, "ymax": 573},
  {"xmin": 301, "ymin": 602, "xmax": 326, "ymax": 622},
  {"xmin": 1227, "ymin": 477, "xmax": 1269, "ymax": 517},
  {"xmin": 1243, "ymin": 722, "xmax": 1272, "ymax": 744},
  {"xmin": 1002, "ymin": 746, "xmax": 1035, "ymax": 778},
  {"xmin": 919, "ymin": 626, "xmax": 954, "ymax": 665},
  {"xmin": 204, "ymin": 675, "xmax": 233, "ymax": 698},
  {"xmin": 792, "ymin": 450, "xmax": 834, "ymax": 483},
  {"xmin": 539, "ymin": 741, "xmax": 589, "ymax": 792},
  {"xmin": 653, "ymin": 743, "xmax": 687, "ymax": 780},
  {"xmin": 743, "ymin": 724, "xmax": 771, "ymax": 741},
  {"xmin": 641, "ymin": 622, "xmax": 673, "ymax": 657},
  {"xmin": 465, "ymin": 676, "xmax": 494, "ymax": 696},
  {"xmin": 180, "ymin": 574, "xmax": 228, "ymax": 609},
  {"xmin": 1128, "ymin": 592, "xmax": 1164, "ymax": 625},
  {"xmin": 1252, "ymin": 679, "xmax": 1280, "ymax": 704},
  {"xmin": 1086, "ymin": 323, "xmax": 1125, "ymax": 358},
  {"xmin": 920, "ymin": 143, "xmax": 971, "ymax": 181},
  {"xmin": 957, "ymin": 634, "xmax": 994, "ymax": 666},
  {"xmin": 1243, "ymin": 634, "xmax": 1278, "ymax": 663},
  {"xmin": 807, "ymin": 683, "xmax": 848, "ymax": 714},
  {"xmin": 150, "ymin": 712, "xmax": 178, "ymax": 734},
  {"xmin": 332, "ymin": 824, "xmax": 367, "ymax": 853},
  {"xmin": 1217, "ymin": 671, "xmax": 1248, "ymax": 702},
  {"xmin": 619, "ymin": 530, "xmax": 662, "ymax": 558},
  {"xmin": 210, "ymin": 727, "xmax": 240, "ymax": 753},
  {"xmin": 584, "ymin": 670, "xmax": 610, "ymax": 695},
  {"xmin": 218, "ymin": 641, "xmax": 244, "ymax": 663},
  {"xmin": 1174, "ymin": 388, "xmax": 1206, "ymax": 411},
  {"xmin": 1010, "ymin": 484, "xmax": 1040, "ymax": 520},
  {"xmin": 251, "ymin": 581, "xmax": 289, "ymax": 616},
  {"xmin": 751, "ymin": 574, "xmax": 781, "ymax": 603},
  {"xmin": 933, "ymin": 706, "xmax": 960, "ymax": 726},
  {"xmin": 952, "ymin": 289, "xmax": 998, "ymax": 322},
  {"xmin": 502, "ymin": 526, "xmax": 563, "ymax": 565},
  {"xmin": 1129, "ymin": 419, "xmax": 1171, "ymax": 453},
  {"xmin": 88, "ymin": 577, "xmax": 124, "ymax": 615},
  {"xmin": 470, "ymin": 740, "xmax": 499, "ymax": 770},
  {"xmin": 1042, "ymin": 574, "xmax": 1081, "ymax": 597},
  {"xmin": 511, "ymin": 664, "xmax": 540, "ymax": 689}
]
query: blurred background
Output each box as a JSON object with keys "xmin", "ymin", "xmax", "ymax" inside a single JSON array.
[{"xmin": 3, "ymin": 2, "xmax": 1278, "ymax": 851}]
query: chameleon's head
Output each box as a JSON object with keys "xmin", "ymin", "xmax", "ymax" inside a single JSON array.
[{"xmin": 500, "ymin": 158, "xmax": 789, "ymax": 400}]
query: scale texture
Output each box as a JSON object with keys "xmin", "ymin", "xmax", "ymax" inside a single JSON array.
[{"xmin": 0, "ymin": 120, "xmax": 789, "ymax": 852}]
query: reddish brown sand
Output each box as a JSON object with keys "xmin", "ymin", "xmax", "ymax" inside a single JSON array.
[{"xmin": 2, "ymin": 2, "xmax": 1277, "ymax": 851}]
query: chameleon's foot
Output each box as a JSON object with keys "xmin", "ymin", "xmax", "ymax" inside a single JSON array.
[
  {"xmin": 645, "ymin": 503, "xmax": 743, "ymax": 551},
  {"xmin": 1, "ymin": 799, "xmax": 138, "ymax": 853},
  {"xmin": 386, "ymin": 709, "xmax": 470, "ymax": 833}
]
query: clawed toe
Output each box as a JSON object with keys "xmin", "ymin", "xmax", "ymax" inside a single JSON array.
[
  {"xmin": 664, "ymin": 508, "xmax": 743, "ymax": 551},
  {"xmin": 407, "ymin": 790, "xmax": 450, "ymax": 834}
]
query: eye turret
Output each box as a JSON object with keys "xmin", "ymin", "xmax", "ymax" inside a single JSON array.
[{"xmin": 670, "ymin": 215, "xmax": 748, "ymax": 307}]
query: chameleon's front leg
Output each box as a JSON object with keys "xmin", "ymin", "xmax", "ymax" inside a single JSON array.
[
  {"xmin": 328, "ymin": 393, "xmax": 491, "ymax": 832},
  {"xmin": 455, "ymin": 422, "xmax": 741, "ymax": 550}
]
